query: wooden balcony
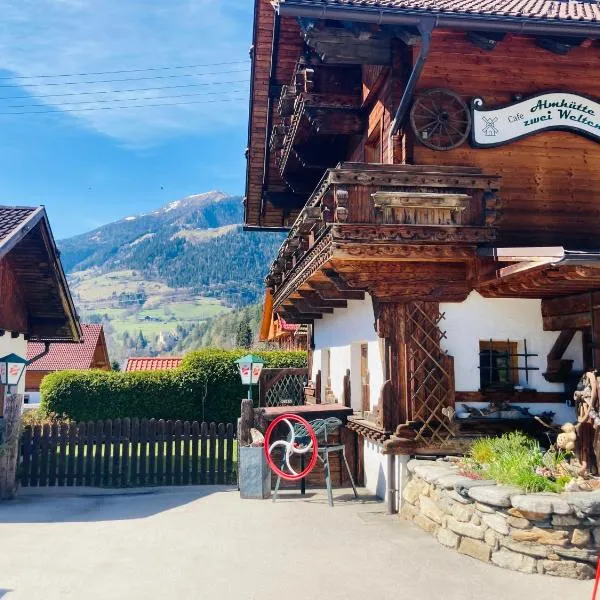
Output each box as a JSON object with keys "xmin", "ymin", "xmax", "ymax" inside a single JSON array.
[{"xmin": 266, "ymin": 163, "xmax": 501, "ymax": 320}]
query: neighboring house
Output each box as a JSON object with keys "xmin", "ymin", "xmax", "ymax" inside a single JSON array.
[
  {"xmin": 259, "ymin": 291, "xmax": 308, "ymax": 351},
  {"xmin": 246, "ymin": 1, "xmax": 600, "ymax": 499},
  {"xmin": 25, "ymin": 324, "xmax": 110, "ymax": 405},
  {"xmin": 0, "ymin": 206, "xmax": 81, "ymax": 411},
  {"xmin": 125, "ymin": 357, "xmax": 182, "ymax": 372}
]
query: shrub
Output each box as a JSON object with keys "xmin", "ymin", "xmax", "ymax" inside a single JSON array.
[
  {"xmin": 461, "ymin": 432, "xmax": 570, "ymax": 493},
  {"xmin": 40, "ymin": 349, "xmax": 307, "ymax": 423}
]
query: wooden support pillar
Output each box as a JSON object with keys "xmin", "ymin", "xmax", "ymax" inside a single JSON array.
[{"xmin": 0, "ymin": 393, "xmax": 23, "ymax": 500}]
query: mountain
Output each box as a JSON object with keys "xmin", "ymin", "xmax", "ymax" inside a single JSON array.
[{"xmin": 59, "ymin": 192, "xmax": 284, "ymax": 363}]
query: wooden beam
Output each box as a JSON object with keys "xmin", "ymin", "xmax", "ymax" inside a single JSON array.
[
  {"xmin": 323, "ymin": 269, "xmax": 364, "ymax": 298},
  {"xmin": 466, "ymin": 31, "xmax": 505, "ymax": 51},
  {"xmin": 296, "ymin": 290, "xmax": 347, "ymax": 309},
  {"xmin": 543, "ymin": 330, "xmax": 576, "ymax": 383}
]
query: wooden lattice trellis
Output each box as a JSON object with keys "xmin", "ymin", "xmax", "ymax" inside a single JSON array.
[
  {"xmin": 406, "ymin": 302, "xmax": 455, "ymax": 446},
  {"xmin": 258, "ymin": 368, "xmax": 308, "ymax": 407}
]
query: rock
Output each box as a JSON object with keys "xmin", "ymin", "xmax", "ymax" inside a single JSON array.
[
  {"xmin": 475, "ymin": 502, "xmax": 496, "ymax": 514},
  {"xmin": 403, "ymin": 478, "xmax": 427, "ymax": 504},
  {"xmin": 507, "ymin": 507, "xmax": 548, "ymax": 521},
  {"xmin": 435, "ymin": 474, "xmax": 476, "ymax": 490},
  {"xmin": 437, "ymin": 528, "xmax": 460, "ymax": 549},
  {"xmin": 412, "ymin": 464, "xmax": 456, "ymax": 484},
  {"xmin": 400, "ymin": 501, "xmax": 418, "ymax": 521},
  {"xmin": 407, "ymin": 459, "xmax": 421, "ymax": 474},
  {"xmin": 563, "ymin": 491, "xmax": 600, "ymax": 516},
  {"xmin": 512, "ymin": 526, "xmax": 569, "ymax": 546},
  {"xmin": 593, "ymin": 527, "xmax": 600, "ymax": 545},
  {"xmin": 468, "ymin": 485, "xmax": 522, "ymax": 508},
  {"xmin": 451, "ymin": 502, "xmax": 473, "ymax": 523},
  {"xmin": 470, "ymin": 513, "xmax": 481, "ymax": 526},
  {"xmin": 554, "ymin": 546, "xmax": 597, "ymax": 564},
  {"xmin": 552, "ymin": 514, "xmax": 581, "ymax": 527},
  {"xmin": 458, "ymin": 537, "xmax": 491, "ymax": 562},
  {"xmin": 507, "ymin": 516, "xmax": 530, "ymax": 529},
  {"xmin": 539, "ymin": 559, "xmax": 595, "ymax": 580},
  {"xmin": 491, "ymin": 549, "xmax": 537, "ymax": 574},
  {"xmin": 511, "ymin": 493, "xmax": 571, "ymax": 516},
  {"xmin": 447, "ymin": 490, "xmax": 474, "ymax": 505},
  {"xmin": 571, "ymin": 528, "xmax": 592, "ymax": 547},
  {"xmin": 502, "ymin": 538, "xmax": 549, "ymax": 558},
  {"xmin": 414, "ymin": 514, "xmax": 439, "ymax": 534},
  {"xmin": 419, "ymin": 496, "xmax": 445, "ymax": 525},
  {"xmin": 484, "ymin": 528, "xmax": 499, "ymax": 551},
  {"xmin": 454, "ymin": 479, "xmax": 497, "ymax": 498},
  {"xmin": 446, "ymin": 516, "xmax": 485, "ymax": 540},
  {"xmin": 482, "ymin": 513, "xmax": 509, "ymax": 535}
]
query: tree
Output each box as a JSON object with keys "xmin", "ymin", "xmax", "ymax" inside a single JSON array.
[
  {"xmin": 111, "ymin": 360, "xmax": 121, "ymax": 371},
  {"xmin": 235, "ymin": 315, "xmax": 253, "ymax": 349}
]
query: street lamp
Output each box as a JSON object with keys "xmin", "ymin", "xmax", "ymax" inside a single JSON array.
[
  {"xmin": 235, "ymin": 354, "xmax": 264, "ymax": 401},
  {"xmin": 0, "ymin": 353, "xmax": 28, "ymax": 394}
]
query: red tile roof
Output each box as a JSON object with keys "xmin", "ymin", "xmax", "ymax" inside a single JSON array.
[
  {"xmin": 278, "ymin": 0, "xmax": 600, "ymax": 24},
  {"xmin": 125, "ymin": 357, "xmax": 183, "ymax": 372},
  {"xmin": 27, "ymin": 324, "xmax": 107, "ymax": 371}
]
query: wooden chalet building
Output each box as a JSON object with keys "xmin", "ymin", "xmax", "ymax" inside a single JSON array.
[
  {"xmin": 246, "ymin": 0, "xmax": 600, "ymax": 500},
  {"xmin": 25, "ymin": 323, "xmax": 110, "ymax": 404},
  {"xmin": 0, "ymin": 206, "xmax": 81, "ymax": 405}
]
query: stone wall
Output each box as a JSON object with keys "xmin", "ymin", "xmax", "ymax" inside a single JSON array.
[{"xmin": 401, "ymin": 459, "xmax": 600, "ymax": 580}]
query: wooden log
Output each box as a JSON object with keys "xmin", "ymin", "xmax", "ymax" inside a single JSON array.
[
  {"xmin": 94, "ymin": 421, "xmax": 103, "ymax": 487},
  {"xmin": 139, "ymin": 418, "xmax": 148, "ymax": 487},
  {"xmin": 239, "ymin": 399, "xmax": 254, "ymax": 447},
  {"xmin": 173, "ymin": 420, "xmax": 182, "ymax": 486},
  {"xmin": 0, "ymin": 393, "xmax": 23, "ymax": 499},
  {"xmin": 209, "ymin": 423, "xmax": 217, "ymax": 485},
  {"xmin": 111, "ymin": 418, "xmax": 121, "ymax": 488},
  {"xmin": 67, "ymin": 423, "xmax": 76, "ymax": 487},
  {"xmin": 85, "ymin": 421, "xmax": 94, "ymax": 487},
  {"xmin": 75, "ymin": 422, "xmax": 85, "ymax": 486},
  {"xmin": 103, "ymin": 419, "xmax": 112, "ymax": 487},
  {"xmin": 182, "ymin": 421, "xmax": 190, "ymax": 486},
  {"xmin": 200, "ymin": 422, "xmax": 208, "ymax": 485},
  {"xmin": 130, "ymin": 417, "xmax": 139, "ymax": 488},
  {"xmin": 20, "ymin": 426, "xmax": 32, "ymax": 487},
  {"xmin": 226, "ymin": 423, "xmax": 234, "ymax": 485},
  {"xmin": 191, "ymin": 421, "xmax": 200, "ymax": 485},
  {"xmin": 217, "ymin": 423, "xmax": 225, "ymax": 485}
]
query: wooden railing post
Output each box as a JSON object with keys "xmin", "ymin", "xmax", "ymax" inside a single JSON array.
[{"xmin": 0, "ymin": 393, "xmax": 23, "ymax": 499}]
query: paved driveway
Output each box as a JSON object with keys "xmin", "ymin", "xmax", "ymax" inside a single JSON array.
[{"xmin": 0, "ymin": 487, "xmax": 592, "ymax": 599}]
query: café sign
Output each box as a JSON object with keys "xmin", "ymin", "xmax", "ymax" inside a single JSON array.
[{"xmin": 472, "ymin": 92, "xmax": 600, "ymax": 147}]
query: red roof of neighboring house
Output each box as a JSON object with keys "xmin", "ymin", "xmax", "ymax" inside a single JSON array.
[
  {"xmin": 125, "ymin": 357, "xmax": 183, "ymax": 372},
  {"xmin": 27, "ymin": 323, "xmax": 108, "ymax": 372}
]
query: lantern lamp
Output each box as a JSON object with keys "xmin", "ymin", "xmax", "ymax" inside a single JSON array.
[
  {"xmin": 0, "ymin": 353, "xmax": 28, "ymax": 393},
  {"xmin": 235, "ymin": 354, "xmax": 264, "ymax": 400}
]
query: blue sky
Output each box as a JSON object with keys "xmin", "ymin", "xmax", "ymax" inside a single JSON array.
[{"xmin": 0, "ymin": 0, "xmax": 252, "ymax": 239}]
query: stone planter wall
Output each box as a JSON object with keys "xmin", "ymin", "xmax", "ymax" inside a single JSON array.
[{"xmin": 401, "ymin": 459, "xmax": 600, "ymax": 580}]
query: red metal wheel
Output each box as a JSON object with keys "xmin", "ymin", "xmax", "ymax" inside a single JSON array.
[{"xmin": 264, "ymin": 414, "xmax": 318, "ymax": 481}]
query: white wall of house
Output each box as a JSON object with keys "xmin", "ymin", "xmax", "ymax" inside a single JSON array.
[{"xmin": 0, "ymin": 333, "xmax": 28, "ymax": 397}]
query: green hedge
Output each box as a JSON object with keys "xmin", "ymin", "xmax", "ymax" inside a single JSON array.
[{"xmin": 40, "ymin": 349, "xmax": 307, "ymax": 423}]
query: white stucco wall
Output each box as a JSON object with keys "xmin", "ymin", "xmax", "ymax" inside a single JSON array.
[{"xmin": 0, "ymin": 333, "xmax": 28, "ymax": 397}]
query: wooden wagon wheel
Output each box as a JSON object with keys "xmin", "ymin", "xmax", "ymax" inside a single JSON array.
[{"xmin": 410, "ymin": 88, "xmax": 471, "ymax": 151}]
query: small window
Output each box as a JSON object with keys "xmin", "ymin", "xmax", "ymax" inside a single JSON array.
[{"xmin": 479, "ymin": 340, "xmax": 518, "ymax": 390}]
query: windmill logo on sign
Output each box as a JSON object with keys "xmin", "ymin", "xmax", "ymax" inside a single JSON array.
[{"xmin": 482, "ymin": 116, "xmax": 499, "ymax": 137}]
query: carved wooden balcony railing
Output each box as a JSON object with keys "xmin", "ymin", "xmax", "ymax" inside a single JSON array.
[
  {"xmin": 269, "ymin": 59, "xmax": 364, "ymax": 195},
  {"xmin": 265, "ymin": 162, "xmax": 502, "ymax": 321}
]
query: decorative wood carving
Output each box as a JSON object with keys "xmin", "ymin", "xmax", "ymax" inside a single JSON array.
[{"xmin": 334, "ymin": 186, "xmax": 349, "ymax": 223}]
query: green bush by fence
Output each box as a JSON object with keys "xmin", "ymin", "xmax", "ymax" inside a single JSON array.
[{"xmin": 40, "ymin": 349, "xmax": 307, "ymax": 423}]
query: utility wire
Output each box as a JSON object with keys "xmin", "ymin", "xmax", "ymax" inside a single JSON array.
[
  {"xmin": 2, "ymin": 88, "xmax": 248, "ymax": 109},
  {"xmin": 0, "ymin": 95, "xmax": 247, "ymax": 115},
  {"xmin": 0, "ymin": 60, "xmax": 248, "ymax": 80},
  {"xmin": 0, "ymin": 68, "xmax": 249, "ymax": 88},
  {"xmin": 0, "ymin": 78, "xmax": 249, "ymax": 101}
]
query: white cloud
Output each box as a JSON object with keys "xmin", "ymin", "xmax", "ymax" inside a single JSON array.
[{"xmin": 0, "ymin": 0, "xmax": 251, "ymax": 144}]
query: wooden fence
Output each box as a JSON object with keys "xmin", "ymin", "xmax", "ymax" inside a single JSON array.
[{"xmin": 19, "ymin": 418, "xmax": 236, "ymax": 488}]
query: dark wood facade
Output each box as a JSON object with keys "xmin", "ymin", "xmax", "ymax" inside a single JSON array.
[{"xmin": 246, "ymin": 0, "xmax": 600, "ymax": 451}]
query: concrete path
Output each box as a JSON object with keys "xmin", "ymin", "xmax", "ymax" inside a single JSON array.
[{"xmin": 0, "ymin": 486, "xmax": 592, "ymax": 599}]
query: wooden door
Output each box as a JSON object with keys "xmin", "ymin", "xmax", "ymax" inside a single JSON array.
[{"xmin": 360, "ymin": 344, "xmax": 370, "ymax": 413}]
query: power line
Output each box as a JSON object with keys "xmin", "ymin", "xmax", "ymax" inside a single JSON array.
[
  {"xmin": 0, "ymin": 68, "xmax": 249, "ymax": 88},
  {"xmin": 2, "ymin": 88, "xmax": 248, "ymax": 109},
  {"xmin": 0, "ymin": 60, "xmax": 248, "ymax": 80},
  {"xmin": 0, "ymin": 78, "xmax": 249, "ymax": 101},
  {"xmin": 0, "ymin": 95, "xmax": 248, "ymax": 115}
]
